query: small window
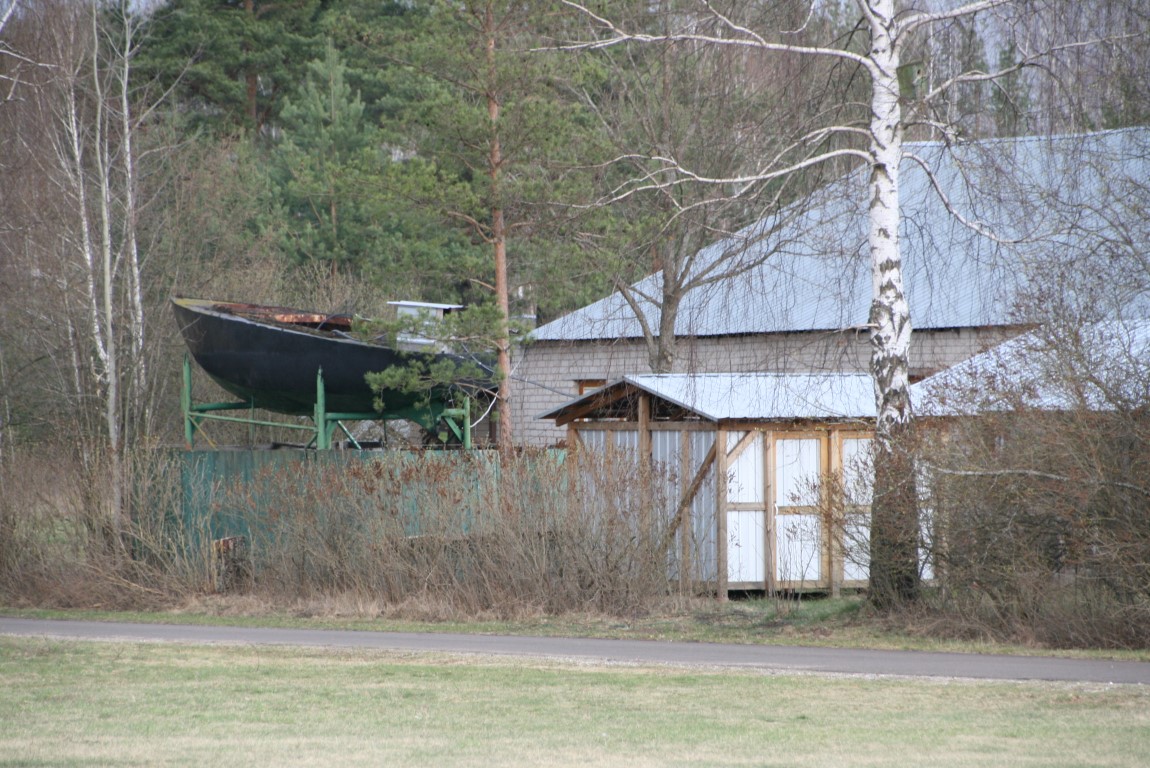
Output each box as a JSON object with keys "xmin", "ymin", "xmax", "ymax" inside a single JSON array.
[{"xmin": 576, "ymin": 379, "xmax": 606, "ymax": 395}]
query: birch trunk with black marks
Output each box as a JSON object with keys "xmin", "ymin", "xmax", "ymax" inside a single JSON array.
[
  {"xmin": 863, "ymin": 0, "xmax": 919, "ymax": 607},
  {"xmin": 43, "ymin": 1, "xmax": 151, "ymax": 553}
]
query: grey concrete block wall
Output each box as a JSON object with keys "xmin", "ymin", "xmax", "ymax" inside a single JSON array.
[{"xmin": 510, "ymin": 325, "xmax": 1026, "ymax": 446}]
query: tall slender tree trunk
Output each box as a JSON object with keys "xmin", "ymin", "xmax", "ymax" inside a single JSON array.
[
  {"xmin": 118, "ymin": 14, "xmax": 146, "ymax": 441},
  {"xmin": 89, "ymin": 3, "xmax": 128, "ymax": 551},
  {"xmin": 0, "ymin": 0, "xmax": 17, "ymax": 468},
  {"xmin": 863, "ymin": 0, "xmax": 919, "ymax": 607},
  {"xmin": 0, "ymin": 340, "xmax": 8, "ymax": 468},
  {"xmin": 112, "ymin": 0, "xmax": 148, "ymax": 545},
  {"xmin": 244, "ymin": 0, "xmax": 259, "ymax": 130},
  {"xmin": 485, "ymin": 5, "xmax": 513, "ymax": 452}
]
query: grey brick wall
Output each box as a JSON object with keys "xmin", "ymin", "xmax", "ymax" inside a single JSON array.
[{"xmin": 510, "ymin": 326, "xmax": 1025, "ymax": 446}]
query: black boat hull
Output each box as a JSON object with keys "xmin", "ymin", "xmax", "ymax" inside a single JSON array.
[{"xmin": 172, "ymin": 298, "xmax": 465, "ymax": 418}]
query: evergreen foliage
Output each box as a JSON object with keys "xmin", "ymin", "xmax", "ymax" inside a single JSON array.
[{"xmin": 136, "ymin": 0, "xmax": 323, "ymax": 136}]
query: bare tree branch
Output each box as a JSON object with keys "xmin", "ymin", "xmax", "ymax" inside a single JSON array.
[
  {"xmin": 587, "ymin": 144, "xmax": 870, "ymax": 208},
  {"xmin": 0, "ymin": 0, "xmax": 17, "ymax": 35},
  {"xmin": 897, "ymin": 0, "xmax": 1011, "ymax": 38},
  {"xmin": 557, "ymin": 0, "xmax": 875, "ymax": 70},
  {"xmin": 901, "ymin": 150, "xmax": 1029, "ymax": 246},
  {"xmin": 920, "ymin": 36, "xmax": 1137, "ymax": 104},
  {"xmin": 924, "ymin": 463, "xmax": 1150, "ymax": 500}
]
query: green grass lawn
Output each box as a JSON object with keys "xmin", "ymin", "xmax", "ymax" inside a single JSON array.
[{"xmin": 2, "ymin": 637, "xmax": 1148, "ymax": 767}]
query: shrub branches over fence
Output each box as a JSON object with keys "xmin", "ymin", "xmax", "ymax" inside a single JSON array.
[
  {"xmin": 217, "ymin": 448, "xmax": 675, "ymax": 617},
  {"xmin": 0, "ymin": 445, "xmax": 676, "ymax": 617},
  {"xmin": 907, "ymin": 321, "xmax": 1150, "ymax": 649}
]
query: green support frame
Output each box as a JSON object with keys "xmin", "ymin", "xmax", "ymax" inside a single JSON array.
[{"xmin": 182, "ymin": 355, "xmax": 471, "ymax": 450}]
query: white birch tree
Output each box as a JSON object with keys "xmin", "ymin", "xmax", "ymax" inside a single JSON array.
[{"xmin": 3, "ymin": 0, "xmax": 158, "ymax": 546}]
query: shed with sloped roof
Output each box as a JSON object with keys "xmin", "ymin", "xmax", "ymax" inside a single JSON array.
[{"xmin": 544, "ymin": 373, "xmax": 889, "ymax": 598}]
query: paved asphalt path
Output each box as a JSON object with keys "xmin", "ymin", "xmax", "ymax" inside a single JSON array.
[{"xmin": 3, "ymin": 617, "xmax": 1149, "ymax": 684}]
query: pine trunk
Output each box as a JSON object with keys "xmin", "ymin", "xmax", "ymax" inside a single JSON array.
[{"xmin": 485, "ymin": 5, "xmax": 513, "ymax": 451}]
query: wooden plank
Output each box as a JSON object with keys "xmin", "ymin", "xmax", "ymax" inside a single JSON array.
[
  {"xmin": 649, "ymin": 421, "xmax": 715, "ymax": 432},
  {"xmin": 679, "ymin": 429, "xmax": 692, "ymax": 595},
  {"xmin": 829, "ymin": 430, "xmax": 843, "ymax": 598},
  {"xmin": 716, "ymin": 428, "xmax": 729, "ymax": 602},
  {"xmin": 764, "ymin": 429, "xmax": 775, "ymax": 595},
  {"xmin": 574, "ymin": 421, "xmax": 714, "ymax": 432},
  {"xmin": 725, "ymin": 429, "xmax": 759, "ymax": 463},
  {"xmin": 573, "ymin": 422, "xmax": 637, "ymax": 432}
]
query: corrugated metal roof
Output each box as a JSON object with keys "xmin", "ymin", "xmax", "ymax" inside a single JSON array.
[
  {"xmin": 911, "ymin": 320, "xmax": 1150, "ymax": 416},
  {"xmin": 534, "ymin": 129, "xmax": 1150, "ymax": 342},
  {"xmin": 542, "ymin": 372, "xmax": 876, "ymax": 423}
]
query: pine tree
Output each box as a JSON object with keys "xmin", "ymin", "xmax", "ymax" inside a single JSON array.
[{"xmin": 136, "ymin": 0, "xmax": 322, "ymax": 136}]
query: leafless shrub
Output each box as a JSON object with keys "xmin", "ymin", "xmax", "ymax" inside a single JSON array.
[
  {"xmin": 2, "ymin": 441, "xmax": 676, "ymax": 617},
  {"xmin": 204, "ymin": 447, "xmax": 675, "ymax": 617},
  {"xmin": 0, "ymin": 444, "xmax": 203, "ymax": 609},
  {"xmin": 917, "ymin": 326, "xmax": 1150, "ymax": 649}
]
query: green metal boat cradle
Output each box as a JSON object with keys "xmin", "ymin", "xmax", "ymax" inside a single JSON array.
[{"xmin": 181, "ymin": 356, "xmax": 473, "ymax": 450}]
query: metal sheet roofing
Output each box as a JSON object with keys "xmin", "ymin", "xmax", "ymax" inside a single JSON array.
[
  {"xmin": 534, "ymin": 128, "xmax": 1150, "ymax": 342},
  {"xmin": 542, "ymin": 372, "xmax": 877, "ymax": 423},
  {"xmin": 911, "ymin": 320, "xmax": 1150, "ymax": 416}
]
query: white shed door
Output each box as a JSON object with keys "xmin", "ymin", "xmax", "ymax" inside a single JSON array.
[
  {"xmin": 775, "ymin": 438, "xmax": 823, "ymax": 584},
  {"xmin": 727, "ymin": 510, "xmax": 765, "ymax": 583},
  {"xmin": 725, "ymin": 432, "xmax": 766, "ymax": 585}
]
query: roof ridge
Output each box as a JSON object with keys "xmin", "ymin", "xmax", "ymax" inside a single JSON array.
[{"xmin": 903, "ymin": 125, "xmax": 1150, "ymax": 150}]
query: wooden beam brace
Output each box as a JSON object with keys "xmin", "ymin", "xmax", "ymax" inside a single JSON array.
[
  {"xmin": 726, "ymin": 429, "xmax": 758, "ymax": 463},
  {"xmin": 659, "ymin": 439, "xmax": 718, "ymax": 553},
  {"xmin": 554, "ymin": 385, "xmax": 634, "ymax": 426}
]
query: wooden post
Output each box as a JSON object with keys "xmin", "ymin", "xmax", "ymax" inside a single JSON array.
[
  {"xmin": 638, "ymin": 393, "xmax": 651, "ymax": 463},
  {"xmin": 764, "ymin": 429, "xmax": 775, "ymax": 596},
  {"xmin": 661, "ymin": 438, "xmax": 717, "ymax": 593},
  {"xmin": 716, "ymin": 428, "xmax": 729, "ymax": 601},
  {"xmin": 828, "ymin": 430, "xmax": 842, "ymax": 598},
  {"xmin": 680, "ymin": 429, "xmax": 691, "ymax": 595}
]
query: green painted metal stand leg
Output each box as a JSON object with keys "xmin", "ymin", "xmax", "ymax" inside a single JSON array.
[
  {"xmin": 314, "ymin": 368, "xmax": 333, "ymax": 450},
  {"xmin": 439, "ymin": 397, "xmax": 472, "ymax": 450},
  {"xmin": 183, "ymin": 355, "xmax": 194, "ymax": 447},
  {"xmin": 182, "ymin": 357, "xmax": 473, "ymax": 450}
]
